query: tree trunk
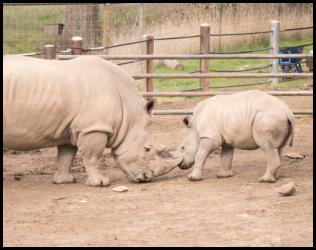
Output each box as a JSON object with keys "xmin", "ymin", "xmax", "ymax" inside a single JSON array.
[{"xmin": 59, "ymin": 4, "xmax": 99, "ymax": 50}]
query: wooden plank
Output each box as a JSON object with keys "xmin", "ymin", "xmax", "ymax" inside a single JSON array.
[
  {"xmin": 133, "ymin": 73, "xmax": 313, "ymax": 79},
  {"xmin": 142, "ymin": 91, "xmax": 313, "ymax": 97},
  {"xmin": 152, "ymin": 109, "xmax": 313, "ymax": 115},
  {"xmin": 56, "ymin": 54, "xmax": 313, "ymax": 60}
]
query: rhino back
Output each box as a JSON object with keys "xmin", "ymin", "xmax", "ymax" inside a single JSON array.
[
  {"xmin": 3, "ymin": 56, "xmax": 134, "ymax": 150},
  {"xmin": 194, "ymin": 90, "xmax": 291, "ymax": 149}
]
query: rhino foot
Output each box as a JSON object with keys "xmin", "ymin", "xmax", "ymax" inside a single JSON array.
[
  {"xmin": 52, "ymin": 173, "xmax": 76, "ymax": 184},
  {"xmin": 187, "ymin": 171, "xmax": 203, "ymax": 181},
  {"xmin": 85, "ymin": 175, "xmax": 111, "ymax": 187},
  {"xmin": 258, "ymin": 175, "xmax": 277, "ymax": 183},
  {"xmin": 217, "ymin": 169, "xmax": 235, "ymax": 178}
]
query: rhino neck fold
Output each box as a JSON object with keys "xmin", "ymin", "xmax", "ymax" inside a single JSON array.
[
  {"xmin": 111, "ymin": 102, "xmax": 142, "ymax": 157},
  {"xmin": 108, "ymin": 83, "xmax": 144, "ymax": 157}
]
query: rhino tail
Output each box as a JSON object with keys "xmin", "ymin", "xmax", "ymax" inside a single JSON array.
[{"xmin": 287, "ymin": 111, "xmax": 295, "ymax": 147}]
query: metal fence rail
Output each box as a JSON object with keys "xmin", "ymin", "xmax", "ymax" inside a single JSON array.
[
  {"xmin": 16, "ymin": 52, "xmax": 44, "ymax": 56},
  {"xmin": 210, "ymin": 30, "xmax": 272, "ymax": 36},
  {"xmin": 153, "ymin": 34, "xmax": 200, "ymax": 41},
  {"xmin": 210, "ymin": 47, "xmax": 272, "ymax": 54},
  {"xmin": 280, "ymin": 26, "xmax": 313, "ymax": 32}
]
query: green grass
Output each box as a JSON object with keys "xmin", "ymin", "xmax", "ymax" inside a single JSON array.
[
  {"xmin": 152, "ymin": 36, "xmax": 313, "ymax": 92},
  {"xmin": 3, "ymin": 5, "xmax": 66, "ymax": 54}
]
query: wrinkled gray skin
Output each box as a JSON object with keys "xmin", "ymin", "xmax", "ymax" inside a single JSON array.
[
  {"xmin": 3, "ymin": 55, "xmax": 182, "ymax": 187},
  {"xmin": 173, "ymin": 90, "xmax": 295, "ymax": 183}
]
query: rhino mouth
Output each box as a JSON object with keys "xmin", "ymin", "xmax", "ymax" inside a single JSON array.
[
  {"xmin": 134, "ymin": 170, "xmax": 154, "ymax": 183},
  {"xmin": 169, "ymin": 151, "xmax": 193, "ymax": 170},
  {"xmin": 178, "ymin": 160, "xmax": 194, "ymax": 170}
]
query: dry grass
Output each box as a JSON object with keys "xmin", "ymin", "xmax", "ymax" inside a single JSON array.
[
  {"xmin": 109, "ymin": 3, "xmax": 313, "ymax": 51},
  {"xmin": 106, "ymin": 3, "xmax": 313, "ymax": 75},
  {"xmin": 3, "ymin": 3, "xmax": 313, "ymax": 76}
]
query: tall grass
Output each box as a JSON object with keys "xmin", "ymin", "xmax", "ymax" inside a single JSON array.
[{"xmin": 109, "ymin": 3, "xmax": 313, "ymax": 75}]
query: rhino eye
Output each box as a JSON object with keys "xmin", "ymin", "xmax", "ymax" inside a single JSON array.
[
  {"xmin": 181, "ymin": 146, "xmax": 185, "ymax": 150},
  {"xmin": 144, "ymin": 146, "xmax": 151, "ymax": 152}
]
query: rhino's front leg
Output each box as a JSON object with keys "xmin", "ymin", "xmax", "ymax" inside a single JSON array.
[
  {"xmin": 53, "ymin": 144, "xmax": 77, "ymax": 184},
  {"xmin": 188, "ymin": 138, "xmax": 220, "ymax": 181},
  {"xmin": 217, "ymin": 144, "xmax": 235, "ymax": 178},
  {"xmin": 77, "ymin": 132, "xmax": 110, "ymax": 187}
]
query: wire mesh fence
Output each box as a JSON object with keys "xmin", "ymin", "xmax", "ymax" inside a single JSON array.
[{"xmin": 4, "ymin": 3, "xmax": 313, "ymax": 53}]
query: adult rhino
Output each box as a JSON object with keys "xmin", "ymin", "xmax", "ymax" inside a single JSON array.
[
  {"xmin": 3, "ymin": 55, "xmax": 183, "ymax": 186},
  {"xmin": 173, "ymin": 90, "xmax": 295, "ymax": 183}
]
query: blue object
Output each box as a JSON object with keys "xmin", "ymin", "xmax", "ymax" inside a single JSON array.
[{"xmin": 279, "ymin": 46, "xmax": 303, "ymax": 73}]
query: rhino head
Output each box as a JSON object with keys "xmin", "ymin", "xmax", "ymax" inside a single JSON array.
[
  {"xmin": 171, "ymin": 116, "xmax": 199, "ymax": 170},
  {"xmin": 113, "ymin": 99, "xmax": 183, "ymax": 182}
]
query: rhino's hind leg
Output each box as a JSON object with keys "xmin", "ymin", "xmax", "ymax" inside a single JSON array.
[
  {"xmin": 253, "ymin": 113, "xmax": 287, "ymax": 183},
  {"xmin": 77, "ymin": 132, "xmax": 110, "ymax": 187},
  {"xmin": 258, "ymin": 148, "xmax": 281, "ymax": 183},
  {"xmin": 53, "ymin": 145, "xmax": 77, "ymax": 184},
  {"xmin": 217, "ymin": 144, "xmax": 235, "ymax": 178},
  {"xmin": 188, "ymin": 138, "xmax": 221, "ymax": 181}
]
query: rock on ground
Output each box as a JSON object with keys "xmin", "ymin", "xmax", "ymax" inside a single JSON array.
[
  {"xmin": 112, "ymin": 186, "xmax": 129, "ymax": 192},
  {"xmin": 278, "ymin": 182, "xmax": 296, "ymax": 196}
]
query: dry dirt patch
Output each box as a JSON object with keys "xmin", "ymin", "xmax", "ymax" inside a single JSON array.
[{"xmin": 3, "ymin": 96, "xmax": 313, "ymax": 247}]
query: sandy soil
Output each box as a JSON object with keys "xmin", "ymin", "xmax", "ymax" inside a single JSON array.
[{"xmin": 3, "ymin": 95, "xmax": 313, "ymax": 247}]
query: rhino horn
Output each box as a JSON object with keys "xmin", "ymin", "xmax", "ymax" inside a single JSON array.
[
  {"xmin": 156, "ymin": 143, "xmax": 168, "ymax": 153},
  {"xmin": 153, "ymin": 155, "xmax": 184, "ymax": 177}
]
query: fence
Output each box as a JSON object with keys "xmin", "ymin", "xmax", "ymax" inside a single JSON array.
[
  {"xmin": 13, "ymin": 21, "xmax": 313, "ymax": 116},
  {"xmin": 50, "ymin": 21, "xmax": 312, "ymax": 91}
]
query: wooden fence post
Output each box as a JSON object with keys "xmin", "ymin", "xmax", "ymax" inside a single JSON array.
[
  {"xmin": 270, "ymin": 20, "xmax": 280, "ymax": 84},
  {"xmin": 71, "ymin": 36, "xmax": 83, "ymax": 55},
  {"xmin": 143, "ymin": 35, "xmax": 154, "ymax": 92},
  {"xmin": 43, "ymin": 44, "xmax": 56, "ymax": 59},
  {"xmin": 200, "ymin": 23, "xmax": 210, "ymax": 91}
]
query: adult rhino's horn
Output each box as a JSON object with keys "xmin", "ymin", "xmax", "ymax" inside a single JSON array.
[
  {"xmin": 156, "ymin": 143, "xmax": 167, "ymax": 152},
  {"xmin": 156, "ymin": 144, "xmax": 171, "ymax": 157},
  {"xmin": 154, "ymin": 156, "xmax": 184, "ymax": 177},
  {"xmin": 165, "ymin": 156, "xmax": 183, "ymax": 167},
  {"xmin": 168, "ymin": 150, "xmax": 179, "ymax": 158},
  {"xmin": 156, "ymin": 143, "xmax": 173, "ymax": 158}
]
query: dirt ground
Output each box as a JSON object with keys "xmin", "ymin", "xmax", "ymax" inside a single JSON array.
[{"xmin": 3, "ymin": 95, "xmax": 313, "ymax": 247}]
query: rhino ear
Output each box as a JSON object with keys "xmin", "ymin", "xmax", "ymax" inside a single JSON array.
[
  {"xmin": 183, "ymin": 116, "xmax": 190, "ymax": 127},
  {"xmin": 144, "ymin": 98, "xmax": 155, "ymax": 114}
]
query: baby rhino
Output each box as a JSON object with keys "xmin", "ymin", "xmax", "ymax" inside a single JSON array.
[{"xmin": 174, "ymin": 90, "xmax": 295, "ymax": 183}]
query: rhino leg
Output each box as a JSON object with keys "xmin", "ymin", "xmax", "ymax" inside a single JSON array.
[
  {"xmin": 253, "ymin": 113, "xmax": 286, "ymax": 183},
  {"xmin": 77, "ymin": 132, "xmax": 110, "ymax": 187},
  {"xmin": 259, "ymin": 148, "xmax": 281, "ymax": 183},
  {"xmin": 217, "ymin": 144, "xmax": 235, "ymax": 178},
  {"xmin": 188, "ymin": 138, "xmax": 221, "ymax": 181},
  {"xmin": 53, "ymin": 144, "xmax": 77, "ymax": 184}
]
